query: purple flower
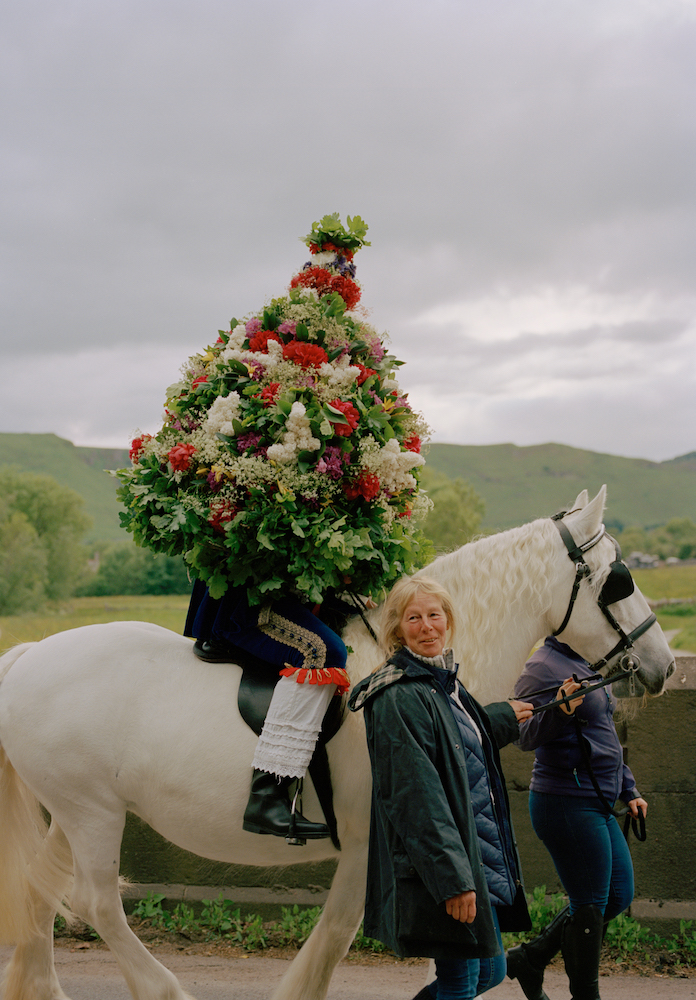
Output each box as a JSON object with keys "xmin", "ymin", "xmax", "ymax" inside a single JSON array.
[
  {"xmin": 245, "ymin": 317, "xmax": 262, "ymax": 335},
  {"xmin": 206, "ymin": 468, "xmax": 225, "ymax": 492},
  {"xmin": 236, "ymin": 431, "xmax": 263, "ymax": 455},
  {"xmin": 247, "ymin": 360, "xmax": 266, "ymax": 379},
  {"xmin": 277, "ymin": 320, "xmax": 297, "ymax": 337},
  {"xmin": 365, "ymin": 333, "xmax": 385, "ymax": 362},
  {"xmin": 316, "ymin": 445, "xmax": 345, "ymax": 480}
]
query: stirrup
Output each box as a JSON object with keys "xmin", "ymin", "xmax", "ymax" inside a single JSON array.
[{"xmin": 285, "ymin": 779, "xmax": 306, "ymax": 846}]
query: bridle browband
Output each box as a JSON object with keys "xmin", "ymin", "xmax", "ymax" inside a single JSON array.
[{"xmin": 547, "ymin": 509, "xmax": 657, "ymax": 685}]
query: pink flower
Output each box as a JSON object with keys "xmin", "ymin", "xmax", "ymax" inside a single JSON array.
[
  {"xmin": 168, "ymin": 443, "xmax": 196, "ymax": 472},
  {"xmin": 245, "ymin": 317, "xmax": 262, "ymax": 335}
]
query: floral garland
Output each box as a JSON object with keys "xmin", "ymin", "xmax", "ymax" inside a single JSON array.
[{"xmin": 116, "ymin": 214, "xmax": 432, "ymax": 605}]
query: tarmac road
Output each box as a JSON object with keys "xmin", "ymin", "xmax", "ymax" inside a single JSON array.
[{"xmin": 2, "ymin": 946, "xmax": 695, "ymax": 999}]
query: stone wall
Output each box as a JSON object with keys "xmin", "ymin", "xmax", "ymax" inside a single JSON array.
[{"xmin": 120, "ymin": 654, "xmax": 696, "ymax": 934}]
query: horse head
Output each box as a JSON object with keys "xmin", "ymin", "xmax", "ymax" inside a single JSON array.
[{"xmin": 548, "ymin": 485, "xmax": 675, "ymax": 696}]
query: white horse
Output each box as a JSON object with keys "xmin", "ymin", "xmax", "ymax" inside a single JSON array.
[{"xmin": 0, "ymin": 487, "xmax": 674, "ymax": 1000}]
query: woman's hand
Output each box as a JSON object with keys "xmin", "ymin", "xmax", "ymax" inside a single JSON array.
[
  {"xmin": 510, "ymin": 700, "xmax": 534, "ymax": 723},
  {"xmin": 557, "ymin": 676, "xmax": 585, "ymax": 716},
  {"xmin": 628, "ymin": 796, "xmax": 648, "ymax": 818},
  {"xmin": 445, "ymin": 890, "xmax": 476, "ymax": 923}
]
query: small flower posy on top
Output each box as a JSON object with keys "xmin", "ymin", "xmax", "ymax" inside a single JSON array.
[{"xmin": 115, "ymin": 214, "xmax": 432, "ymax": 605}]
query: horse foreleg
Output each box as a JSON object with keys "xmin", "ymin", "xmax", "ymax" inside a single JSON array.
[
  {"xmin": 61, "ymin": 807, "xmax": 196, "ymax": 1000},
  {"xmin": 271, "ymin": 841, "xmax": 369, "ymax": 1000}
]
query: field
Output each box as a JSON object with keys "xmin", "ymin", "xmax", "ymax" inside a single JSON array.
[
  {"xmin": 1, "ymin": 566, "xmax": 695, "ymax": 656},
  {"xmin": 0, "ymin": 594, "xmax": 191, "ymax": 655}
]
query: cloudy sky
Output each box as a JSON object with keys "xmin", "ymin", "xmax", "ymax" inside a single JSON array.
[{"xmin": 2, "ymin": 0, "xmax": 695, "ymax": 462}]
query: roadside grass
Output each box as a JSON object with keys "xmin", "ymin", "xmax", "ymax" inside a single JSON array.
[{"xmin": 54, "ymin": 889, "xmax": 696, "ymax": 970}]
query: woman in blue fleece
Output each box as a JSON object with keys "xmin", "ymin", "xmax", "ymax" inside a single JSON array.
[{"xmin": 507, "ymin": 636, "xmax": 648, "ymax": 1000}]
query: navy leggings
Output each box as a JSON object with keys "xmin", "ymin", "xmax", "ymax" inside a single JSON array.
[
  {"xmin": 529, "ymin": 791, "xmax": 634, "ymax": 918},
  {"xmin": 214, "ymin": 595, "xmax": 347, "ymax": 673}
]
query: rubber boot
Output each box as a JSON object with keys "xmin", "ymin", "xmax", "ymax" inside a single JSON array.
[
  {"xmin": 242, "ymin": 769, "xmax": 330, "ymax": 844},
  {"xmin": 561, "ymin": 904, "xmax": 604, "ymax": 1000},
  {"xmin": 506, "ymin": 905, "xmax": 569, "ymax": 1000}
]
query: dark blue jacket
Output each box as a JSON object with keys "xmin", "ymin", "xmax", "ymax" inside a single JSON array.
[
  {"xmin": 514, "ymin": 637, "xmax": 640, "ymax": 803},
  {"xmin": 349, "ymin": 648, "xmax": 530, "ymax": 960}
]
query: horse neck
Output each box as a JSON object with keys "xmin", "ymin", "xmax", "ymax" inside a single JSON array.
[{"xmin": 424, "ymin": 520, "xmax": 557, "ymax": 704}]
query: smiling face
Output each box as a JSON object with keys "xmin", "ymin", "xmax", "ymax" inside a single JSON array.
[{"xmin": 397, "ymin": 592, "xmax": 449, "ymax": 658}]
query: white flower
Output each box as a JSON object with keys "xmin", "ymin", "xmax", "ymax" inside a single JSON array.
[
  {"xmin": 266, "ymin": 401, "xmax": 321, "ymax": 463},
  {"xmin": 370, "ymin": 438, "xmax": 425, "ymax": 494},
  {"xmin": 204, "ymin": 392, "xmax": 241, "ymax": 437}
]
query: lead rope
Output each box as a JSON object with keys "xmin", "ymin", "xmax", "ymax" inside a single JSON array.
[{"xmin": 573, "ymin": 715, "xmax": 646, "ymax": 842}]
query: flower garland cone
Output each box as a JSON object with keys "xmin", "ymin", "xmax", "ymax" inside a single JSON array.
[{"xmin": 116, "ymin": 214, "xmax": 433, "ymax": 605}]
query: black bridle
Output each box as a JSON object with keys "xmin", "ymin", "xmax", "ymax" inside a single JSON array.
[{"xmin": 530, "ymin": 511, "xmax": 658, "ymax": 717}]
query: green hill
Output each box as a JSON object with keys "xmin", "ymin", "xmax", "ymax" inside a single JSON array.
[
  {"xmin": 1, "ymin": 434, "xmax": 694, "ymax": 541},
  {"xmin": 426, "ymin": 442, "xmax": 696, "ymax": 531},
  {"xmin": 0, "ymin": 433, "xmax": 128, "ymax": 543}
]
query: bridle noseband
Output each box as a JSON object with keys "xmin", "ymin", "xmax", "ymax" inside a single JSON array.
[{"xmin": 550, "ymin": 510, "xmax": 657, "ymax": 678}]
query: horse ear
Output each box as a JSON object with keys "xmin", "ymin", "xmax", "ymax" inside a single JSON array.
[
  {"xmin": 571, "ymin": 489, "xmax": 589, "ymax": 510},
  {"xmin": 566, "ymin": 485, "xmax": 607, "ymax": 542}
]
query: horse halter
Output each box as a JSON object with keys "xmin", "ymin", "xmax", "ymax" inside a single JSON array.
[{"xmin": 550, "ymin": 511, "xmax": 657, "ymax": 676}]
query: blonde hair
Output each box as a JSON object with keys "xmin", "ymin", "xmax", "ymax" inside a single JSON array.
[{"xmin": 379, "ymin": 575, "xmax": 456, "ymax": 659}]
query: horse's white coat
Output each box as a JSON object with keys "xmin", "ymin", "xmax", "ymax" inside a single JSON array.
[{"xmin": 0, "ymin": 488, "xmax": 675, "ymax": 1000}]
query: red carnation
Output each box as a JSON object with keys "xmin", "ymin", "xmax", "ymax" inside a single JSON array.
[
  {"xmin": 283, "ymin": 341, "xmax": 329, "ymax": 369},
  {"xmin": 404, "ymin": 434, "xmax": 421, "ymax": 453},
  {"xmin": 208, "ymin": 500, "xmax": 237, "ymax": 535},
  {"xmin": 329, "ymin": 399, "xmax": 360, "ymax": 437},
  {"xmin": 259, "ymin": 382, "xmax": 281, "ymax": 407},
  {"xmin": 354, "ymin": 362, "xmax": 377, "ymax": 386},
  {"xmin": 290, "ymin": 267, "xmax": 333, "ymax": 297},
  {"xmin": 343, "ymin": 470, "xmax": 381, "ymax": 501},
  {"xmin": 129, "ymin": 434, "xmax": 152, "ymax": 463},
  {"xmin": 168, "ymin": 443, "xmax": 196, "ymax": 472},
  {"xmin": 248, "ymin": 330, "xmax": 282, "ymax": 353},
  {"xmin": 191, "ymin": 374, "xmax": 208, "ymax": 389},
  {"xmin": 329, "ymin": 274, "xmax": 361, "ymax": 310}
]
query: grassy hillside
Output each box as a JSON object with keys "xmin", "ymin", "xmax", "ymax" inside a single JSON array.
[
  {"xmin": 0, "ymin": 433, "xmax": 128, "ymax": 543},
  {"xmin": 1, "ymin": 434, "xmax": 694, "ymax": 540},
  {"xmin": 426, "ymin": 442, "xmax": 696, "ymax": 531}
]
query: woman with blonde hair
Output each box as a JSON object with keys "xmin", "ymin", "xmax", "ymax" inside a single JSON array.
[{"xmin": 349, "ymin": 575, "xmax": 533, "ymax": 1000}]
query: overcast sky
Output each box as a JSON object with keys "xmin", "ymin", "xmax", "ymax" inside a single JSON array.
[{"xmin": 2, "ymin": 0, "xmax": 695, "ymax": 462}]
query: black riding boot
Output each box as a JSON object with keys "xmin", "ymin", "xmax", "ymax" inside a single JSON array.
[
  {"xmin": 561, "ymin": 904, "xmax": 604, "ymax": 1000},
  {"xmin": 242, "ymin": 769, "xmax": 330, "ymax": 844},
  {"xmin": 506, "ymin": 905, "xmax": 569, "ymax": 1000}
]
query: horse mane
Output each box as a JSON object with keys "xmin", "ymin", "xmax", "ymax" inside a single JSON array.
[{"xmin": 418, "ymin": 516, "xmax": 558, "ymax": 689}]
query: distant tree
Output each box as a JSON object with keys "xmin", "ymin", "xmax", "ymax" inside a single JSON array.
[
  {"xmin": 616, "ymin": 525, "xmax": 649, "ymax": 557},
  {"xmin": 77, "ymin": 543, "xmax": 192, "ymax": 597},
  {"xmin": 420, "ymin": 467, "xmax": 485, "ymax": 552},
  {"xmin": 617, "ymin": 518, "xmax": 696, "ymax": 561},
  {"xmin": 649, "ymin": 518, "xmax": 696, "ymax": 561},
  {"xmin": 0, "ymin": 467, "xmax": 92, "ymax": 614}
]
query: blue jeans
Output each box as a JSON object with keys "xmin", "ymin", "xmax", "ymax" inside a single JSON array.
[
  {"xmin": 529, "ymin": 791, "xmax": 634, "ymax": 918},
  {"xmin": 429, "ymin": 909, "xmax": 505, "ymax": 1000}
]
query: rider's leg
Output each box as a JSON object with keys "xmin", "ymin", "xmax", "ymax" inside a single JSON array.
[{"xmin": 236, "ymin": 598, "xmax": 348, "ymax": 840}]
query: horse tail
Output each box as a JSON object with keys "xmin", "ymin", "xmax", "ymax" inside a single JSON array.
[{"xmin": 0, "ymin": 644, "xmax": 74, "ymax": 945}]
